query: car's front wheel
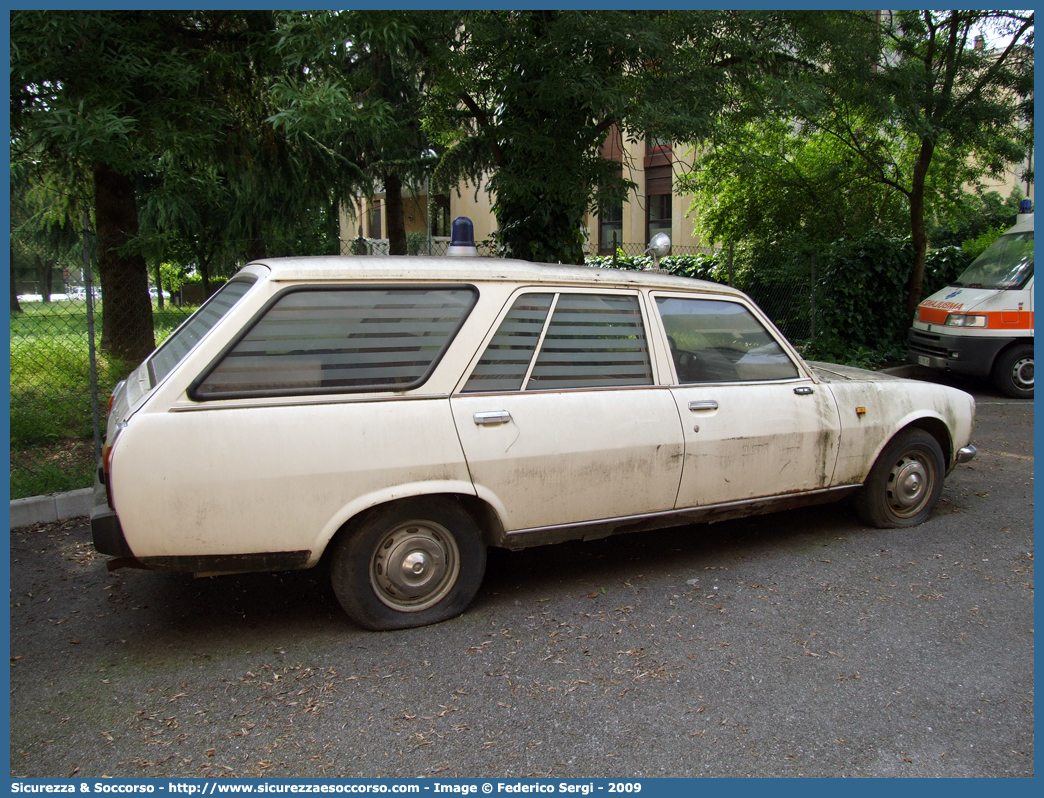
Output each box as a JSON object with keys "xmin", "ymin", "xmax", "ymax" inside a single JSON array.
[
  {"xmin": 330, "ymin": 498, "xmax": 486, "ymax": 630},
  {"xmin": 855, "ymin": 429, "xmax": 945, "ymax": 528}
]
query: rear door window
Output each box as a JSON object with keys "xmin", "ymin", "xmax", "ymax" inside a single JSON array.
[
  {"xmin": 462, "ymin": 291, "xmax": 653, "ymax": 392},
  {"xmin": 191, "ymin": 286, "xmax": 477, "ymax": 400}
]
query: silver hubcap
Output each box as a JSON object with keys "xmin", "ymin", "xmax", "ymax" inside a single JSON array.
[
  {"xmin": 1011, "ymin": 356, "xmax": 1033, "ymax": 390},
  {"xmin": 886, "ymin": 453, "xmax": 934, "ymax": 517},
  {"xmin": 370, "ymin": 521, "xmax": 460, "ymax": 612}
]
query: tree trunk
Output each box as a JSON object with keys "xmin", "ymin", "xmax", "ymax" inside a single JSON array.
[
  {"xmin": 10, "ymin": 243, "xmax": 22, "ymax": 314},
  {"xmin": 905, "ymin": 137, "xmax": 935, "ymax": 322},
  {"xmin": 93, "ymin": 161, "xmax": 156, "ymax": 365},
  {"xmin": 384, "ymin": 171, "xmax": 408, "ymax": 256},
  {"xmin": 245, "ymin": 223, "xmax": 266, "ymax": 262},
  {"xmin": 34, "ymin": 254, "xmax": 51, "ymax": 303}
]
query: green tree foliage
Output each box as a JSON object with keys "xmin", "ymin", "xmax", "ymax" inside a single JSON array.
[
  {"xmin": 269, "ymin": 11, "xmax": 433, "ymax": 257},
  {"xmin": 803, "ymin": 10, "xmax": 1033, "ymax": 320},
  {"xmin": 423, "ymin": 10, "xmax": 799, "ymax": 264},
  {"xmin": 12, "ymin": 12, "xmax": 231, "ymax": 363},
  {"xmin": 12, "ymin": 11, "xmax": 346, "ymax": 363},
  {"xmin": 10, "ymin": 158, "xmax": 81, "ymax": 308},
  {"xmin": 928, "ymin": 187, "xmax": 1024, "ymax": 249},
  {"xmin": 680, "ymin": 116, "xmax": 912, "ymax": 250}
]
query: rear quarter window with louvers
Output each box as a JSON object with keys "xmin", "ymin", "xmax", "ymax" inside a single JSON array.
[{"xmin": 189, "ymin": 285, "xmax": 477, "ymax": 400}]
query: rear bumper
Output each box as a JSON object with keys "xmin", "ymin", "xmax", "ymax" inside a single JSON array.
[
  {"xmin": 908, "ymin": 328, "xmax": 1018, "ymax": 378},
  {"xmin": 957, "ymin": 445, "xmax": 978, "ymax": 464},
  {"xmin": 90, "ymin": 469, "xmax": 133, "ymax": 558}
]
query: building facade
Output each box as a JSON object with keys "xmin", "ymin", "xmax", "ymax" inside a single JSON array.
[{"xmin": 340, "ymin": 132, "xmax": 705, "ymax": 258}]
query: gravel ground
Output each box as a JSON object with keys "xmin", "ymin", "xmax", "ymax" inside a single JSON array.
[{"xmin": 9, "ymin": 378, "xmax": 1033, "ymax": 779}]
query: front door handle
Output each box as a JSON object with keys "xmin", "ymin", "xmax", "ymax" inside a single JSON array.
[
  {"xmin": 688, "ymin": 400, "xmax": 718, "ymax": 411},
  {"xmin": 474, "ymin": 410, "xmax": 511, "ymax": 425},
  {"xmin": 794, "ymin": 386, "xmax": 814, "ymax": 395}
]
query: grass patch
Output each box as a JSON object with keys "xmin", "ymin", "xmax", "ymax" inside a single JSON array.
[
  {"xmin": 10, "ymin": 299, "xmax": 195, "ymax": 499},
  {"xmin": 10, "ymin": 440, "xmax": 97, "ymax": 499}
]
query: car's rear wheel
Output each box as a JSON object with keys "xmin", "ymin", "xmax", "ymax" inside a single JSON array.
[
  {"xmin": 992, "ymin": 343, "xmax": 1033, "ymax": 399},
  {"xmin": 855, "ymin": 429, "xmax": 945, "ymax": 529},
  {"xmin": 330, "ymin": 498, "xmax": 486, "ymax": 630}
]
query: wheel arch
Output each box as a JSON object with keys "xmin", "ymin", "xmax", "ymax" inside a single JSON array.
[
  {"xmin": 311, "ymin": 488, "xmax": 507, "ymax": 565},
  {"xmin": 904, "ymin": 416, "xmax": 953, "ymax": 469}
]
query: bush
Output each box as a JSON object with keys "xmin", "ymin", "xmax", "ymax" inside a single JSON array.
[
  {"xmin": 960, "ymin": 228, "xmax": 1005, "ymax": 261},
  {"xmin": 585, "ymin": 252, "xmax": 725, "ymax": 282},
  {"xmin": 804, "ymin": 233, "xmax": 973, "ymax": 367},
  {"xmin": 406, "ymin": 232, "xmax": 429, "ymax": 255}
]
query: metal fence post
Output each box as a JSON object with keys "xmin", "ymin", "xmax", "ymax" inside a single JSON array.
[
  {"xmin": 727, "ymin": 242, "xmax": 734, "ymax": 287},
  {"xmin": 810, "ymin": 252, "xmax": 816, "ymax": 341},
  {"xmin": 83, "ymin": 213, "xmax": 102, "ymax": 463}
]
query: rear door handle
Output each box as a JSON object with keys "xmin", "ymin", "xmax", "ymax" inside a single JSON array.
[
  {"xmin": 688, "ymin": 400, "xmax": 718, "ymax": 411},
  {"xmin": 794, "ymin": 386, "xmax": 814, "ymax": 395},
  {"xmin": 474, "ymin": 410, "xmax": 511, "ymax": 425}
]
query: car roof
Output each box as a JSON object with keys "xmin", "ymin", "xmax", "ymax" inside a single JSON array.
[{"xmin": 249, "ymin": 256, "xmax": 745, "ymax": 298}]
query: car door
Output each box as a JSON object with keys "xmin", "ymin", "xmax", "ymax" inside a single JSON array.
[
  {"xmin": 451, "ymin": 289, "xmax": 684, "ymax": 532},
  {"xmin": 652, "ymin": 293, "xmax": 841, "ymax": 509}
]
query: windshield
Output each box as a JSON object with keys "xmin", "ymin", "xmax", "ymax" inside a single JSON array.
[
  {"xmin": 954, "ymin": 231, "xmax": 1034, "ymax": 290},
  {"xmin": 147, "ymin": 277, "xmax": 257, "ymax": 387}
]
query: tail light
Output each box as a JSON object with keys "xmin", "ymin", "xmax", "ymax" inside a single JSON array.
[
  {"xmin": 102, "ymin": 421, "xmax": 127, "ymax": 510},
  {"xmin": 107, "ymin": 380, "xmax": 126, "ymax": 416}
]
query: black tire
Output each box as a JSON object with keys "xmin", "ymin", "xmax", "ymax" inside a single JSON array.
[
  {"xmin": 854, "ymin": 429, "xmax": 945, "ymax": 529},
  {"xmin": 329, "ymin": 498, "xmax": 486, "ymax": 631},
  {"xmin": 991, "ymin": 343, "xmax": 1033, "ymax": 399}
]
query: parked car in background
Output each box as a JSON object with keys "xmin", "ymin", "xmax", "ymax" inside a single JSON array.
[
  {"xmin": 65, "ymin": 286, "xmax": 100, "ymax": 301},
  {"xmin": 92, "ymin": 255, "xmax": 977, "ymax": 630}
]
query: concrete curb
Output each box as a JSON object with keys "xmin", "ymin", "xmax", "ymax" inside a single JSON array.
[{"xmin": 10, "ymin": 488, "xmax": 92, "ymax": 529}]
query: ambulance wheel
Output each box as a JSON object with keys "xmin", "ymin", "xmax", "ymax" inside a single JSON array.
[{"xmin": 992, "ymin": 344, "xmax": 1033, "ymax": 399}]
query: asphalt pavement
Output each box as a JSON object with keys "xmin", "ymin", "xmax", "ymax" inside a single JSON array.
[{"xmin": 9, "ymin": 372, "xmax": 1034, "ymax": 778}]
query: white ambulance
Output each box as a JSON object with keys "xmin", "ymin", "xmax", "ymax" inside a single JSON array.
[{"xmin": 909, "ymin": 199, "xmax": 1034, "ymax": 398}]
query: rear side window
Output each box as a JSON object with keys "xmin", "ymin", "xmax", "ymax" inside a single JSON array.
[
  {"xmin": 463, "ymin": 291, "xmax": 653, "ymax": 392},
  {"xmin": 462, "ymin": 293, "xmax": 553, "ymax": 392},
  {"xmin": 148, "ymin": 278, "xmax": 257, "ymax": 386},
  {"xmin": 528, "ymin": 294, "xmax": 652, "ymax": 389},
  {"xmin": 655, "ymin": 296, "xmax": 798, "ymax": 383},
  {"xmin": 191, "ymin": 286, "xmax": 477, "ymax": 400}
]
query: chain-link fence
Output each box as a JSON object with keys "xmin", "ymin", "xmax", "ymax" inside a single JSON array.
[
  {"xmin": 339, "ymin": 236, "xmax": 499, "ymax": 257},
  {"xmin": 10, "ymin": 229, "xmax": 814, "ymax": 500},
  {"xmin": 10, "ymin": 226, "xmax": 196, "ymax": 500}
]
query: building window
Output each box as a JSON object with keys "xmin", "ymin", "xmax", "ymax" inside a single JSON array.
[
  {"xmin": 431, "ymin": 194, "xmax": 451, "ymax": 238},
  {"xmin": 598, "ymin": 202, "xmax": 624, "ymax": 255},
  {"xmin": 646, "ymin": 193, "xmax": 671, "ymax": 245},
  {"xmin": 368, "ymin": 200, "xmax": 382, "ymax": 238},
  {"xmin": 597, "ymin": 125, "xmax": 625, "ymax": 255}
]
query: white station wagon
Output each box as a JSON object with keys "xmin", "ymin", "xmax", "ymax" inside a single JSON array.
[{"xmin": 91, "ymin": 256, "xmax": 977, "ymax": 630}]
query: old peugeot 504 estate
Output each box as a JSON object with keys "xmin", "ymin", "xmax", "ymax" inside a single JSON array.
[{"xmin": 91, "ymin": 255, "xmax": 977, "ymax": 630}]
